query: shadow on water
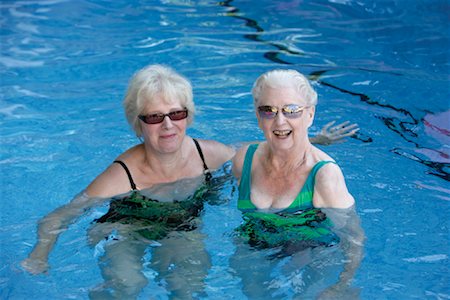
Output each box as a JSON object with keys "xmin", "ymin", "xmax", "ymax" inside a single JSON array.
[{"xmin": 219, "ymin": 0, "xmax": 450, "ymax": 182}]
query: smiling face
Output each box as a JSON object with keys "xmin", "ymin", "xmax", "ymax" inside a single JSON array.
[
  {"xmin": 140, "ymin": 94, "xmax": 188, "ymax": 154},
  {"xmin": 256, "ymin": 86, "xmax": 315, "ymax": 152}
]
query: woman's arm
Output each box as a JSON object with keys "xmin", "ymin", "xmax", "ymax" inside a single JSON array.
[
  {"xmin": 21, "ymin": 193, "xmax": 106, "ymax": 274},
  {"xmin": 231, "ymin": 144, "xmax": 251, "ymax": 182},
  {"xmin": 318, "ymin": 207, "xmax": 366, "ymax": 299},
  {"xmin": 198, "ymin": 139, "xmax": 236, "ymax": 170},
  {"xmin": 313, "ymin": 164, "xmax": 364, "ymax": 298},
  {"xmin": 313, "ymin": 162, "xmax": 354, "ymax": 209}
]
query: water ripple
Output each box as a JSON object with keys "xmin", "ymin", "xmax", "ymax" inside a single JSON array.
[
  {"xmin": 403, "ymin": 254, "xmax": 448, "ymax": 263},
  {"xmin": 0, "ymin": 56, "xmax": 44, "ymax": 68}
]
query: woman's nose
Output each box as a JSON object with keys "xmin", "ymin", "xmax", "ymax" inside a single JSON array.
[
  {"xmin": 274, "ymin": 111, "xmax": 287, "ymax": 125},
  {"xmin": 161, "ymin": 116, "xmax": 174, "ymax": 129}
]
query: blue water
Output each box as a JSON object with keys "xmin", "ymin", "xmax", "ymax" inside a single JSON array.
[{"xmin": 1, "ymin": 0, "xmax": 449, "ymax": 299}]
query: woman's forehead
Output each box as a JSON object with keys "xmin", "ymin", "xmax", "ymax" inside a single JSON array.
[
  {"xmin": 257, "ymin": 86, "xmax": 306, "ymax": 105},
  {"xmin": 142, "ymin": 95, "xmax": 184, "ymax": 112}
]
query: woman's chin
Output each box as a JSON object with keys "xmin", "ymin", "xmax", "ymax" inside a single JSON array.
[
  {"xmin": 159, "ymin": 141, "xmax": 183, "ymax": 153},
  {"xmin": 269, "ymin": 136, "xmax": 295, "ymax": 149}
]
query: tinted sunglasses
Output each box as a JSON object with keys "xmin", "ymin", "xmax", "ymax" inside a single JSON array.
[
  {"xmin": 138, "ymin": 109, "xmax": 188, "ymax": 124},
  {"xmin": 258, "ymin": 104, "xmax": 308, "ymax": 119}
]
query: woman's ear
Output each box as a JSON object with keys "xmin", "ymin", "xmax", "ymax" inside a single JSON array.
[
  {"xmin": 256, "ymin": 109, "xmax": 263, "ymax": 130},
  {"xmin": 307, "ymin": 106, "xmax": 315, "ymax": 128}
]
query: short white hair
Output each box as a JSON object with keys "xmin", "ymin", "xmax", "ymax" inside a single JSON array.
[
  {"xmin": 123, "ymin": 64, "xmax": 195, "ymax": 137},
  {"xmin": 252, "ymin": 69, "xmax": 318, "ymax": 106}
]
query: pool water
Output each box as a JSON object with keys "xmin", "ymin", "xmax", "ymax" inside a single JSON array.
[{"xmin": 1, "ymin": 0, "xmax": 449, "ymax": 299}]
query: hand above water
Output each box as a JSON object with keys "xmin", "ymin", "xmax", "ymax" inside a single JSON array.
[{"xmin": 312, "ymin": 120, "xmax": 360, "ymax": 145}]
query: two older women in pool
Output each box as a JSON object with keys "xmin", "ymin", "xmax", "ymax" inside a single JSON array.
[
  {"xmin": 232, "ymin": 69, "xmax": 364, "ymax": 298},
  {"xmin": 21, "ymin": 64, "xmax": 360, "ymax": 298}
]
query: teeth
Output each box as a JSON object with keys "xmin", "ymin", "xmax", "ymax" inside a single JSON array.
[{"xmin": 273, "ymin": 130, "xmax": 291, "ymax": 136}]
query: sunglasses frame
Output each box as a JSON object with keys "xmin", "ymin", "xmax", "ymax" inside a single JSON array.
[
  {"xmin": 257, "ymin": 104, "xmax": 309, "ymax": 119},
  {"xmin": 138, "ymin": 108, "xmax": 188, "ymax": 124}
]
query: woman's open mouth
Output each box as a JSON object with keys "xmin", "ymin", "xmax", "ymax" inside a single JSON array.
[{"xmin": 273, "ymin": 130, "xmax": 292, "ymax": 137}]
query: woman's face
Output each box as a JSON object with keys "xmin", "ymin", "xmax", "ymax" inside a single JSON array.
[
  {"xmin": 256, "ymin": 86, "xmax": 314, "ymax": 151},
  {"xmin": 139, "ymin": 94, "xmax": 188, "ymax": 154}
]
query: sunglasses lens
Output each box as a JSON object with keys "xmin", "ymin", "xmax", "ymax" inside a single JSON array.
[
  {"xmin": 282, "ymin": 104, "xmax": 304, "ymax": 118},
  {"xmin": 168, "ymin": 110, "xmax": 188, "ymax": 121},
  {"xmin": 140, "ymin": 114, "xmax": 164, "ymax": 124},
  {"xmin": 139, "ymin": 109, "xmax": 188, "ymax": 124},
  {"xmin": 258, "ymin": 106, "xmax": 277, "ymax": 119}
]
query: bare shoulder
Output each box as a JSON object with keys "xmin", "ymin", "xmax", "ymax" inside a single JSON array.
[
  {"xmin": 311, "ymin": 145, "xmax": 336, "ymax": 162},
  {"xmin": 313, "ymin": 161, "xmax": 355, "ymax": 209},
  {"xmin": 115, "ymin": 144, "xmax": 143, "ymax": 161},
  {"xmin": 315, "ymin": 162, "xmax": 343, "ymax": 181},
  {"xmin": 85, "ymin": 149, "xmax": 139, "ymax": 198},
  {"xmin": 194, "ymin": 138, "xmax": 235, "ymax": 169}
]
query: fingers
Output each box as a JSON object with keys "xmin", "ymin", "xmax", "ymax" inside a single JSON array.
[
  {"xmin": 325, "ymin": 122, "xmax": 359, "ymax": 141},
  {"xmin": 337, "ymin": 124, "xmax": 359, "ymax": 134},
  {"xmin": 20, "ymin": 258, "xmax": 49, "ymax": 275},
  {"xmin": 336, "ymin": 128, "xmax": 359, "ymax": 138},
  {"xmin": 317, "ymin": 120, "xmax": 360, "ymax": 145},
  {"xmin": 322, "ymin": 120, "xmax": 336, "ymax": 131},
  {"xmin": 330, "ymin": 122, "xmax": 359, "ymax": 136},
  {"xmin": 334, "ymin": 121, "xmax": 351, "ymax": 128},
  {"xmin": 330, "ymin": 121, "xmax": 350, "ymax": 133}
]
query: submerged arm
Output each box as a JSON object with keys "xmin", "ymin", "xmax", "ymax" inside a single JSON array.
[
  {"xmin": 21, "ymin": 192, "xmax": 105, "ymax": 274},
  {"xmin": 313, "ymin": 164, "xmax": 365, "ymax": 298},
  {"xmin": 319, "ymin": 207, "xmax": 366, "ymax": 299}
]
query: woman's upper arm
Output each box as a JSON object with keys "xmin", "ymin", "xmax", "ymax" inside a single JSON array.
[
  {"xmin": 313, "ymin": 163, "xmax": 355, "ymax": 209},
  {"xmin": 85, "ymin": 163, "xmax": 130, "ymax": 198},
  {"xmin": 201, "ymin": 139, "xmax": 236, "ymax": 169}
]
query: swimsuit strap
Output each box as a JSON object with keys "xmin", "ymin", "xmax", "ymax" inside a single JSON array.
[
  {"xmin": 113, "ymin": 139, "xmax": 210, "ymax": 192},
  {"xmin": 286, "ymin": 160, "xmax": 337, "ymax": 212},
  {"xmin": 193, "ymin": 138, "xmax": 212, "ymax": 181},
  {"xmin": 237, "ymin": 144, "xmax": 259, "ymax": 211},
  {"xmin": 113, "ymin": 160, "xmax": 137, "ymax": 191}
]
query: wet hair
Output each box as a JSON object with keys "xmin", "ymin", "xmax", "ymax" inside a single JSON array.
[
  {"xmin": 251, "ymin": 69, "xmax": 318, "ymax": 107},
  {"xmin": 123, "ymin": 64, "xmax": 195, "ymax": 137}
]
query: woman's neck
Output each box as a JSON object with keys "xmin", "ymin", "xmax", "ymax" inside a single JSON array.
[
  {"xmin": 142, "ymin": 137, "xmax": 190, "ymax": 180},
  {"xmin": 265, "ymin": 141, "xmax": 312, "ymax": 174}
]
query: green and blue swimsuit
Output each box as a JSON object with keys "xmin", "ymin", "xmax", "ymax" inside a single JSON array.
[{"xmin": 236, "ymin": 144, "xmax": 339, "ymax": 253}]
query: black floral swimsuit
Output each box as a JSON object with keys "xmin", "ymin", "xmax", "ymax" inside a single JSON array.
[{"xmin": 95, "ymin": 139, "xmax": 211, "ymax": 240}]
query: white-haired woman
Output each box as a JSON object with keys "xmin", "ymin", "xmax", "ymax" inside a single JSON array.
[{"xmin": 232, "ymin": 69, "xmax": 365, "ymax": 299}]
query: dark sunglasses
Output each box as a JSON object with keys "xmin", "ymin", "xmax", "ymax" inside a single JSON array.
[
  {"xmin": 258, "ymin": 104, "xmax": 308, "ymax": 119},
  {"xmin": 138, "ymin": 109, "xmax": 188, "ymax": 124}
]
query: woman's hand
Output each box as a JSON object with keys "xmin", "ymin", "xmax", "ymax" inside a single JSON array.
[
  {"xmin": 20, "ymin": 257, "xmax": 49, "ymax": 275},
  {"xmin": 317, "ymin": 282, "xmax": 361, "ymax": 300},
  {"xmin": 312, "ymin": 121, "xmax": 359, "ymax": 145},
  {"xmin": 20, "ymin": 192, "xmax": 100, "ymax": 276}
]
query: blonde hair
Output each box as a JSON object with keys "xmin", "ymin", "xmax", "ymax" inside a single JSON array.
[
  {"xmin": 123, "ymin": 64, "xmax": 195, "ymax": 137},
  {"xmin": 252, "ymin": 69, "xmax": 317, "ymax": 106}
]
